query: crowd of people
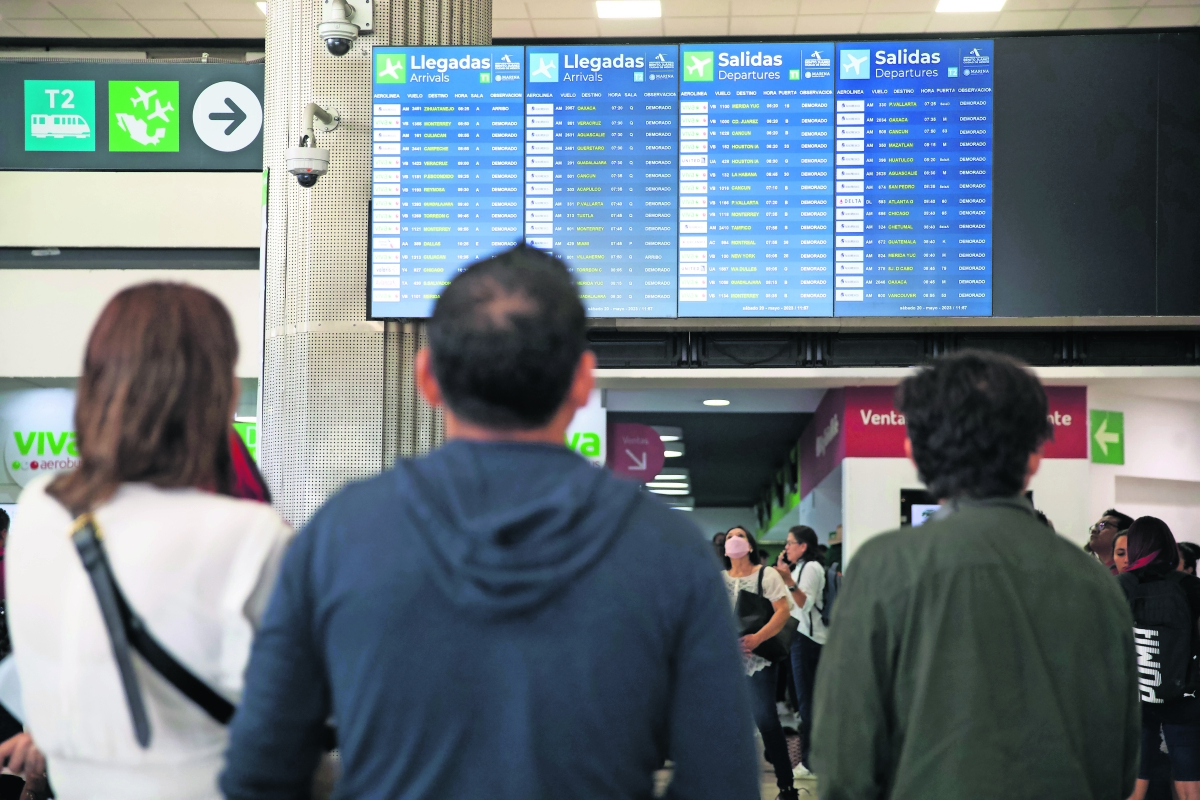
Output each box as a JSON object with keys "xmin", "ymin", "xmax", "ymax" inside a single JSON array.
[{"xmin": 0, "ymin": 244, "xmax": 1193, "ymax": 800}]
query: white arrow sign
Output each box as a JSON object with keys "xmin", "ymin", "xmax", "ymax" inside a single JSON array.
[
  {"xmin": 1094, "ymin": 417, "xmax": 1121, "ymax": 456},
  {"xmin": 625, "ymin": 449, "xmax": 648, "ymax": 471}
]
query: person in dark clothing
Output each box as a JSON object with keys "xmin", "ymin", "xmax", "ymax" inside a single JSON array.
[
  {"xmin": 713, "ymin": 531, "xmax": 728, "ymax": 565},
  {"xmin": 812, "ymin": 350, "xmax": 1139, "ymax": 800},
  {"xmin": 1090, "ymin": 508, "xmax": 1135, "ymax": 574},
  {"xmin": 1118, "ymin": 517, "xmax": 1200, "ymax": 800},
  {"xmin": 776, "ymin": 525, "xmax": 824, "ymax": 779},
  {"xmin": 1180, "ymin": 542, "xmax": 1200, "ymax": 576},
  {"xmin": 1114, "ymin": 531, "xmax": 1130, "ymax": 574},
  {"xmin": 221, "ymin": 245, "xmax": 759, "ymax": 800}
]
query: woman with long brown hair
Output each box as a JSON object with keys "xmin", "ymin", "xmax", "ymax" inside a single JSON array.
[{"xmin": 5, "ymin": 284, "xmax": 292, "ymax": 800}]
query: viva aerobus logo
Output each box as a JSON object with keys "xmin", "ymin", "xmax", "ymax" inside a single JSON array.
[{"xmin": 7, "ymin": 430, "xmax": 79, "ymax": 486}]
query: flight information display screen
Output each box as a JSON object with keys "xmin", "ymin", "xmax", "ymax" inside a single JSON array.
[
  {"xmin": 370, "ymin": 46, "xmax": 525, "ymax": 319},
  {"xmin": 367, "ymin": 40, "xmax": 993, "ymax": 320},
  {"xmin": 525, "ymin": 46, "xmax": 679, "ymax": 317},
  {"xmin": 833, "ymin": 40, "xmax": 994, "ymax": 316},
  {"xmin": 677, "ymin": 43, "xmax": 834, "ymax": 318}
]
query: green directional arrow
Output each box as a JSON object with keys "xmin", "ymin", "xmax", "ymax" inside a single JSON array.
[{"xmin": 1090, "ymin": 410, "xmax": 1124, "ymax": 464}]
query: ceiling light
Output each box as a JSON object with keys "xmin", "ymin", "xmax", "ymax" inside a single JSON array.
[
  {"xmin": 654, "ymin": 469, "xmax": 688, "ymax": 481},
  {"xmin": 595, "ymin": 0, "xmax": 661, "ymax": 18},
  {"xmin": 649, "ymin": 488, "xmax": 690, "ymax": 495},
  {"xmin": 652, "ymin": 425, "xmax": 682, "ymax": 442},
  {"xmin": 703, "ymin": 399, "xmax": 730, "ymax": 407},
  {"xmin": 664, "ymin": 443, "xmax": 685, "ymax": 458},
  {"xmin": 256, "ymin": 1, "xmax": 268, "ymax": 14},
  {"xmin": 646, "ymin": 481, "xmax": 690, "ymax": 489},
  {"xmin": 935, "ymin": 0, "xmax": 1005, "ymax": 11}
]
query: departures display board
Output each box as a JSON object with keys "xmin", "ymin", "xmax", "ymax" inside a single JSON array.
[{"xmin": 369, "ymin": 40, "xmax": 993, "ymax": 320}]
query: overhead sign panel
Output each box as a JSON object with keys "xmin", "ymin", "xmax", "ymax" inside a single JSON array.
[
  {"xmin": 363, "ymin": 41, "xmax": 993, "ymax": 321},
  {"xmin": 676, "ymin": 43, "xmax": 835, "ymax": 318},
  {"xmin": 0, "ymin": 61, "xmax": 264, "ymax": 170},
  {"xmin": 832, "ymin": 41, "xmax": 994, "ymax": 317}
]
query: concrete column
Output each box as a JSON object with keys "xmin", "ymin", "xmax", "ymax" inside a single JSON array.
[{"xmin": 261, "ymin": 0, "xmax": 490, "ymax": 523}]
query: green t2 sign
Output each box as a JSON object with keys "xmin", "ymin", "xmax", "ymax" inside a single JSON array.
[
  {"xmin": 109, "ymin": 80, "xmax": 180, "ymax": 152},
  {"xmin": 24, "ymin": 80, "xmax": 95, "ymax": 151}
]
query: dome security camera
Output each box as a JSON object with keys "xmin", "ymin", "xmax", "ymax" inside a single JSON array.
[
  {"xmin": 286, "ymin": 103, "xmax": 338, "ymax": 188},
  {"xmin": 320, "ymin": 0, "xmax": 372, "ymax": 57}
]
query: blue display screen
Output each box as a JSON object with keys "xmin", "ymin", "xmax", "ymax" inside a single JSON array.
[
  {"xmin": 832, "ymin": 41, "xmax": 993, "ymax": 317},
  {"xmin": 525, "ymin": 46, "xmax": 679, "ymax": 318},
  {"xmin": 366, "ymin": 40, "xmax": 994, "ymax": 321},
  {"xmin": 676, "ymin": 44, "xmax": 835, "ymax": 318},
  {"xmin": 370, "ymin": 46, "xmax": 525, "ymax": 319}
]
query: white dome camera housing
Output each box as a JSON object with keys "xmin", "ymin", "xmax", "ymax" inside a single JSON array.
[
  {"xmin": 286, "ymin": 146, "xmax": 330, "ymax": 187},
  {"xmin": 320, "ymin": 0, "xmax": 372, "ymax": 57},
  {"xmin": 287, "ymin": 103, "xmax": 339, "ymax": 188}
]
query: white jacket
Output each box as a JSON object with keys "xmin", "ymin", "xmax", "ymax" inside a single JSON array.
[{"xmin": 7, "ymin": 475, "xmax": 293, "ymax": 800}]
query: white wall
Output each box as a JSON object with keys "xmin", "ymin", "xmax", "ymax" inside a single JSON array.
[
  {"xmin": 0, "ymin": 269, "xmax": 263, "ymax": 378},
  {"xmin": 841, "ymin": 457, "xmax": 1092, "ymax": 563},
  {"xmin": 1089, "ymin": 389, "xmax": 1200, "ymax": 544},
  {"xmin": 0, "ymin": 172, "xmax": 261, "ymax": 248},
  {"xmin": 842, "ymin": 458, "xmax": 922, "ymax": 563}
]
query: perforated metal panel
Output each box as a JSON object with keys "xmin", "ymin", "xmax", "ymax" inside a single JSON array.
[{"xmin": 263, "ymin": 0, "xmax": 488, "ymax": 523}]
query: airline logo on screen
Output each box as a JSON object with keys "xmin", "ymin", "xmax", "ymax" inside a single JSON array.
[
  {"xmin": 963, "ymin": 46, "xmax": 990, "ymax": 65},
  {"xmin": 840, "ymin": 49, "xmax": 871, "ymax": 80},
  {"xmin": 376, "ymin": 53, "xmax": 407, "ymax": 83},
  {"xmin": 529, "ymin": 52, "xmax": 559, "ymax": 82},
  {"xmin": 682, "ymin": 51, "xmax": 714, "ymax": 82}
]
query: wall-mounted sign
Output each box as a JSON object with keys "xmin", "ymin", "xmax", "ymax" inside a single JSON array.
[
  {"xmin": 607, "ymin": 423, "xmax": 665, "ymax": 481},
  {"xmin": 1, "ymin": 389, "xmax": 77, "ymax": 489},
  {"xmin": 1090, "ymin": 409, "xmax": 1125, "ymax": 465},
  {"xmin": 564, "ymin": 390, "xmax": 606, "ymax": 467},
  {"xmin": 800, "ymin": 385, "xmax": 1090, "ymax": 500},
  {"xmin": 0, "ymin": 62, "xmax": 263, "ymax": 170}
]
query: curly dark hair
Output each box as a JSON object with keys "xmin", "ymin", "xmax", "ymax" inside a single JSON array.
[{"xmin": 896, "ymin": 350, "xmax": 1053, "ymax": 500}]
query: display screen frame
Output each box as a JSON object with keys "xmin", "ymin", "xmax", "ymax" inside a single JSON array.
[{"xmin": 366, "ymin": 30, "xmax": 1200, "ymax": 325}]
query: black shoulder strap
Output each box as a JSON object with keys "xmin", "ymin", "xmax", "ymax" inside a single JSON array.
[
  {"xmin": 71, "ymin": 515, "xmax": 154, "ymax": 747},
  {"xmin": 757, "ymin": 565, "xmax": 766, "ymax": 596},
  {"xmin": 70, "ymin": 513, "xmax": 235, "ymax": 744}
]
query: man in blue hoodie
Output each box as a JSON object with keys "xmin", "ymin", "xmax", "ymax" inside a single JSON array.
[{"xmin": 221, "ymin": 246, "xmax": 760, "ymax": 800}]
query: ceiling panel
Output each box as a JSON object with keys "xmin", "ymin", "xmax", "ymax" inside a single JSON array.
[
  {"xmin": 664, "ymin": 15, "xmax": 729, "ymax": 34},
  {"xmin": 74, "ymin": 17, "xmax": 148, "ymax": 35},
  {"xmin": 117, "ymin": 1, "xmax": 198, "ymax": 19},
  {"xmin": 0, "ymin": 1, "xmax": 64, "ymax": 19},
  {"xmin": 0, "ymin": 0, "xmax": 1192, "ymax": 42},
  {"xmin": 795, "ymin": 13, "xmax": 865, "ymax": 32}
]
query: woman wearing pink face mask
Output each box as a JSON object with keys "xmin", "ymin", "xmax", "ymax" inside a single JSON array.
[{"xmin": 722, "ymin": 526, "xmax": 799, "ymax": 800}]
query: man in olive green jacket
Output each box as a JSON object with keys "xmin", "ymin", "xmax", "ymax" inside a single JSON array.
[{"xmin": 812, "ymin": 352, "xmax": 1139, "ymax": 800}]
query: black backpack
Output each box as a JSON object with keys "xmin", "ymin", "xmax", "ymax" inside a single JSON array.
[{"xmin": 1119, "ymin": 570, "xmax": 1199, "ymax": 704}]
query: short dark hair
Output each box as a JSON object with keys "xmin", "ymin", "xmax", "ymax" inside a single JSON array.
[
  {"xmin": 896, "ymin": 350, "xmax": 1052, "ymax": 500},
  {"xmin": 1103, "ymin": 509, "xmax": 1136, "ymax": 531},
  {"xmin": 1180, "ymin": 542, "xmax": 1200, "ymax": 574},
  {"xmin": 427, "ymin": 245, "xmax": 588, "ymax": 430},
  {"xmin": 1126, "ymin": 516, "xmax": 1179, "ymax": 572},
  {"xmin": 0, "ymin": 508, "xmax": 8, "ymax": 533}
]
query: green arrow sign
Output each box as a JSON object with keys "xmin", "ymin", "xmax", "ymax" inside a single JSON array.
[{"xmin": 1090, "ymin": 409, "xmax": 1124, "ymax": 465}]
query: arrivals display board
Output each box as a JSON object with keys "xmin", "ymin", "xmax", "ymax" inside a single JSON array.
[
  {"xmin": 368, "ymin": 40, "xmax": 994, "ymax": 320},
  {"xmin": 370, "ymin": 47, "xmax": 525, "ymax": 318},
  {"xmin": 526, "ymin": 46, "xmax": 679, "ymax": 317}
]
